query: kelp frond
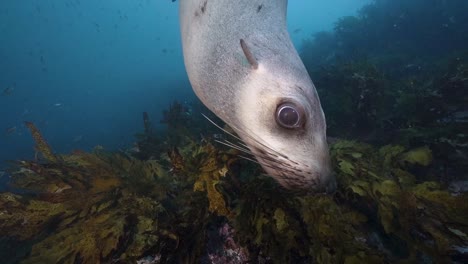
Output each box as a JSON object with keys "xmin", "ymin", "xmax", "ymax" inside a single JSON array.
[
  {"xmin": 1, "ymin": 108, "xmax": 467, "ymax": 263},
  {"xmin": 24, "ymin": 121, "xmax": 58, "ymax": 162}
]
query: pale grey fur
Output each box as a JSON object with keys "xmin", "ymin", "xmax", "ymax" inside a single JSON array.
[{"xmin": 179, "ymin": 0, "xmax": 336, "ymax": 192}]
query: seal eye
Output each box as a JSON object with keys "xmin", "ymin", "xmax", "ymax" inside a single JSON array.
[{"xmin": 276, "ymin": 103, "xmax": 303, "ymax": 129}]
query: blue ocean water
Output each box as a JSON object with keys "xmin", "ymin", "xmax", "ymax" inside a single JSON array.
[{"xmin": 0, "ymin": 0, "xmax": 369, "ymax": 171}]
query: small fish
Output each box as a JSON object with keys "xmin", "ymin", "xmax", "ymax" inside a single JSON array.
[
  {"xmin": 5, "ymin": 126, "xmax": 17, "ymax": 135},
  {"xmin": 212, "ymin": 133, "xmax": 224, "ymax": 140},
  {"xmin": 54, "ymin": 103, "xmax": 62, "ymax": 107},
  {"xmin": 293, "ymin": 28, "xmax": 302, "ymax": 33},
  {"xmin": 93, "ymin": 22, "xmax": 100, "ymax": 32},
  {"xmin": 129, "ymin": 143, "xmax": 140, "ymax": 153},
  {"xmin": 1, "ymin": 86, "xmax": 14, "ymax": 96}
]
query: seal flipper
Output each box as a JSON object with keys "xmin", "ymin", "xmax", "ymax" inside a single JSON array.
[{"xmin": 240, "ymin": 39, "xmax": 258, "ymax": 70}]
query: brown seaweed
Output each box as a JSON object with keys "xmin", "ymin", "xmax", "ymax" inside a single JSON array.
[
  {"xmin": 24, "ymin": 121, "xmax": 59, "ymax": 163},
  {"xmin": 1, "ymin": 107, "xmax": 467, "ymax": 264}
]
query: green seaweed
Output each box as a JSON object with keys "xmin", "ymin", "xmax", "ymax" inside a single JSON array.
[{"xmin": 2, "ymin": 104, "xmax": 467, "ymax": 263}]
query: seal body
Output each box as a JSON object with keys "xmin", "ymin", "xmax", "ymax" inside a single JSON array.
[{"xmin": 180, "ymin": 0, "xmax": 335, "ymax": 192}]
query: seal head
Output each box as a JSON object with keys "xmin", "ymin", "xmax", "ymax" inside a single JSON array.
[
  {"xmin": 237, "ymin": 61, "xmax": 333, "ymax": 191},
  {"xmin": 180, "ymin": 0, "xmax": 335, "ymax": 192}
]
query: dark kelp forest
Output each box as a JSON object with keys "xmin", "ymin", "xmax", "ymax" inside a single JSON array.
[
  {"xmin": 302, "ymin": 0, "xmax": 468, "ymax": 181},
  {"xmin": 0, "ymin": 0, "xmax": 467, "ymax": 263}
]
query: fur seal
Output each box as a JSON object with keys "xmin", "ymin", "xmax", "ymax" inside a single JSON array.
[{"xmin": 179, "ymin": 0, "xmax": 335, "ymax": 192}]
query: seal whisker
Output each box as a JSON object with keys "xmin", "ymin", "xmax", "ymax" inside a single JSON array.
[
  {"xmin": 255, "ymin": 152, "xmax": 295, "ymax": 169},
  {"xmin": 238, "ymin": 155, "xmax": 304, "ymax": 185},
  {"xmin": 201, "ymin": 113, "xmax": 259, "ymax": 156},
  {"xmin": 229, "ymin": 122, "xmax": 289, "ymax": 159},
  {"xmin": 235, "ymin": 141, "xmax": 249, "ymax": 149},
  {"xmin": 201, "ymin": 114, "xmax": 244, "ymax": 142},
  {"xmin": 253, "ymin": 155, "xmax": 299, "ymax": 173},
  {"xmin": 235, "ymin": 148, "xmax": 287, "ymax": 171},
  {"xmin": 201, "ymin": 113, "xmax": 283, "ymax": 164},
  {"xmin": 246, "ymin": 157, "xmax": 290, "ymax": 172},
  {"xmin": 201, "ymin": 113, "xmax": 289, "ymax": 165},
  {"xmin": 226, "ymin": 116, "xmax": 316, "ymax": 190},
  {"xmin": 223, "ymin": 139, "xmax": 252, "ymax": 154},
  {"xmin": 223, "ymin": 138, "xmax": 301, "ymax": 175},
  {"xmin": 239, "ymin": 146, "xmax": 319, "ymax": 189},
  {"xmin": 215, "ymin": 139, "xmax": 253, "ymax": 155},
  {"xmin": 226, "ymin": 121, "xmax": 313, "ymax": 174},
  {"xmin": 238, "ymin": 155, "xmax": 261, "ymax": 164}
]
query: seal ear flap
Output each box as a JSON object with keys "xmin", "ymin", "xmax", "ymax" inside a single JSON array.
[{"xmin": 240, "ymin": 39, "xmax": 259, "ymax": 70}]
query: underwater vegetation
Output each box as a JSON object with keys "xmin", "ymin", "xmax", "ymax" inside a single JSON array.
[
  {"xmin": 1, "ymin": 108, "xmax": 467, "ymax": 263},
  {"xmin": 1, "ymin": 120, "xmax": 227, "ymax": 263},
  {"xmin": 302, "ymin": 0, "xmax": 468, "ymax": 69},
  {"xmin": 24, "ymin": 121, "xmax": 59, "ymax": 163},
  {"xmin": 301, "ymin": 0, "xmax": 468, "ymax": 184}
]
